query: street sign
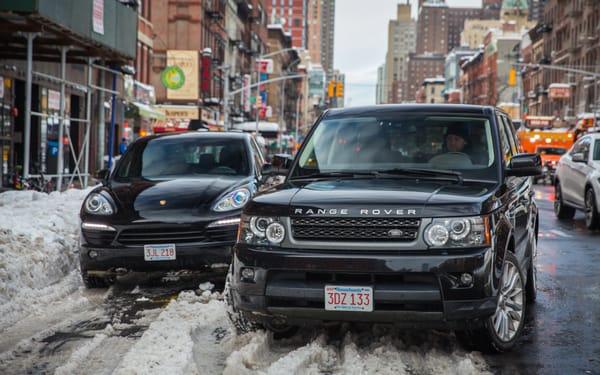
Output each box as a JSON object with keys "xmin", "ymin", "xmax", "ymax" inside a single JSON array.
[
  {"xmin": 256, "ymin": 59, "xmax": 274, "ymax": 74},
  {"xmin": 242, "ymin": 74, "xmax": 251, "ymax": 112},
  {"xmin": 549, "ymin": 84, "xmax": 571, "ymax": 99}
]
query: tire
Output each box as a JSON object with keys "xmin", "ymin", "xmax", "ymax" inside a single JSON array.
[
  {"xmin": 554, "ymin": 181, "xmax": 576, "ymax": 220},
  {"xmin": 584, "ymin": 187, "xmax": 600, "ymax": 230},
  {"xmin": 224, "ymin": 265, "xmax": 262, "ymax": 334},
  {"xmin": 81, "ymin": 271, "xmax": 114, "ymax": 288},
  {"xmin": 457, "ymin": 252, "xmax": 526, "ymax": 353},
  {"xmin": 526, "ymin": 239, "xmax": 537, "ymax": 303}
]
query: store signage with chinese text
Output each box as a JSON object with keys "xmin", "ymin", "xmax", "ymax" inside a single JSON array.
[
  {"xmin": 48, "ymin": 90, "xmax": 61, "ymax": 111},
  {"xmin": 242, "ymin": 74, "xmax": 251, "ymax": 112},
  {"xmin": 93, "ymin": 0, "xmax": 104, "ymax": 35}
]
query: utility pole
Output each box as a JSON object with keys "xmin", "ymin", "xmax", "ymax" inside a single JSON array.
[{"xmin": 222, "ymin": 65, "xmax": 230, "ymax": 131}]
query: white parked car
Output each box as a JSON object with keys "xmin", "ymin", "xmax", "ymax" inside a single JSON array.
[{"xmin": 554, "ymin": 133, "xmax": 600, "ymax": 229}]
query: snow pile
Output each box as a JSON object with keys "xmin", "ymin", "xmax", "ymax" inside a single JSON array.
[
  {"xmin": 223, "ymin": 327, "xmax": 491, "ymax": 375},
  {"xmin": 115, "ymin": 291, "xmax": 226, "ymax": 375},
  {"xmin": 0, "ymin": 189, "xmax": 89, "ymax": 330}
]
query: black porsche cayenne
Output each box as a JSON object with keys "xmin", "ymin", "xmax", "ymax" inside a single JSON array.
[{"xmin": 79, "ymin": 131, "xmax": 267, "ymax": 288}]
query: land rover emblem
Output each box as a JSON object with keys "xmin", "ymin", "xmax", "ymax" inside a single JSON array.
[{"xmin": 387, "ymin": 229, "xmax": 404, "ymax": 237}]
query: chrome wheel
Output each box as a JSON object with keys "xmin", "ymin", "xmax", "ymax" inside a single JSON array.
[
  {"xmin": 554, "ymin": 184, "xmax": 562, "ymax": 215},
  {"xmin": 585, "ymin": 190, "xmax": 594, "ymax": 224},
  {"xmin": 493, "ymin": 261, "xmax": 524, "ymax": 342}
]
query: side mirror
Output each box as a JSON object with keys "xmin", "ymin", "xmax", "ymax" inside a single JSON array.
[
  {"xmin": 95, "ymin": 169, "xmax": 110, "ymax": 184},
  {"xmin": 506, "ymin": 153, "xmax": 542, "ymax": 177},
  {"xmin": 571, "ymin": 152, "xmax": 586, "ymax": 163},
  {"xmin": 261, "ymin": 154, "xmax": 293, "ymax": 177}
]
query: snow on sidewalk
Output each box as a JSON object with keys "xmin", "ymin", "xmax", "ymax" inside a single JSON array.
[{"xmin": 0, "ymin": 189, "xmax": 89, "ymax": 331}]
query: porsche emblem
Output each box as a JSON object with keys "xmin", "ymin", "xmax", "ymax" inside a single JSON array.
[{"xmin": 159, "ymin": 200, "xmax": 167, "ymax": 206}]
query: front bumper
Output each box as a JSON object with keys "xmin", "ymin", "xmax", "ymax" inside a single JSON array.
[
  {"xmin": 231, "ymin": 245, "xmax": 497, "ymax": 327},
  {"xmin": 80, "ymin": 242, "xmax": 232, "ymax": 273}
]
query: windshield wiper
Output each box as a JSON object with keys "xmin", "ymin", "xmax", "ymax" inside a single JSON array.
[
  {"xmin": 376, "ymin": 168, "xmax": 464, "ymax": 183},
  {"xmin": 289, "ymin": 171, "xmax": 379, "ymax": 181}
]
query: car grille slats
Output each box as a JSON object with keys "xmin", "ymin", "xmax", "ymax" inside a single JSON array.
[
  {"xmin": 291, "ymin": 217, "xmax": 420, "ymax": 242},
  {"xmin": 117, "ymin": 224, "xmax": 237, "ymax": 245}
]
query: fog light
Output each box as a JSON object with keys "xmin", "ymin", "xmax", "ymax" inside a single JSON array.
[
  {"xmin": 241, "ymin": 267, "xmax": 255, "ymax": 281},
  {"xmin": 460, "ymin": 273, "xmax": 473, "ymax": 287},
  {"xmin": 88, "ymin": 250, "xmax": 98, "ymax": 258}
]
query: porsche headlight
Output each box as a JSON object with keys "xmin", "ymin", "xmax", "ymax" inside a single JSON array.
[
  {"xmin": 84, "ymin": 193, "xmax": 115, "ymax": 215},
  {"xmin": 238, "ymin": 215, "xmax": 286, "ymax": 246},
  {"xmin": 424, "ymin": 216, "xmax": 490, "ymax": 248},
  {"xmin": 213, "ymin": 188, "xmax": 251, "ymax": 212}
]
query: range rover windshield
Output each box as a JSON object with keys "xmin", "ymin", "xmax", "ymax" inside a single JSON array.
[
  {"xmin": 114, "ymin": 137, "xmax": 250, "ymax": 181},
  {"xmin": 293, "ymin": 113, "xmax": 499, "ymax": 181}
]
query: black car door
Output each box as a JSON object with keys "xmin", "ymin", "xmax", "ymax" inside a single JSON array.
[{"xmin": 498, "ymin": 114, "xmax": 531, "ymax": 265}]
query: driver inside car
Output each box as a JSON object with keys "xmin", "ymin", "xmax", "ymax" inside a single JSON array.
[
  {"xmin": 428, "ymin": 124, "xmax": 474, "ymax": 168},
  {"xmin": 445, "ymin": 125, "xmax": 469, "ymax": 153}
]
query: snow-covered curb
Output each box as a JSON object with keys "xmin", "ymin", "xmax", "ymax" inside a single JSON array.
[{"xmin": 0, "ymin": 189, "xmax": 89, "ymax": 330}]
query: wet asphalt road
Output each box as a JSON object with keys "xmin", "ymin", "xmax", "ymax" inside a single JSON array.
[
  {"xmin": 485, "ymin": 184, "xmax": 600, "ymax": 375},
  {"xmin": 1, "ymin": 184, "xmax": 598, "ymax": 374}
]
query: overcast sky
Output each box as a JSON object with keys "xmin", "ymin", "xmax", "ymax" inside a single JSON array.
[{"xmin": 334, "ymin": 0, "xmax": 482, "ymax": 107}]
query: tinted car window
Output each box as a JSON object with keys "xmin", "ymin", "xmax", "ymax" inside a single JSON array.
[
  {"xmin": 594, "ymin": 140, "xmax": 600, "ymax": 160},
  {"xmin": 537, "ymin": 147, "xmax": 567, "ymax": 156},
  {"xmin": 496, "ymin": 116, "xmax": 512, "ymax": 163},
  {"xmin": 115, "ymin": 137, "xmax": 250, "ymax": 180},
  {"xmin": 294, "ymin": 112, "xmax": 498, "ymax": 181}
]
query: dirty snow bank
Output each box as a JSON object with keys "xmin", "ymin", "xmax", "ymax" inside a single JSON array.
[
  {"xmin": 223, "ymin": 325, "xmax": 491, "ymax": 375},
  {"xmin": 115, "ymin": 290, "xmax": 227, "ymax": 375},
  {"xmin": 0, "ymin": 189, "xmax": 89, "ymax": 330}
]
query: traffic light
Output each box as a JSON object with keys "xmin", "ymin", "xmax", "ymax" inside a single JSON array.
[
  {"xmin": 327, "ymin": 80, "xmax": 335, "ymax": 98},
  {"xmin": 336, "ymin": 81, "xmax": 344, "ymax": 97},
  {"xmin": 508, "ymin": 67, "xmax": 517, "ymax": 87}
]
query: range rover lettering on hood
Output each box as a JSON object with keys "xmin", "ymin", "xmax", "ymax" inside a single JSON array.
[{"xmin": 292, "ymin": 207, "xmax": 421, "ymax": 217}]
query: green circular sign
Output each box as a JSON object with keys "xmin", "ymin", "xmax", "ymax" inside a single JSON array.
[{"xmin": 161, "ymin": 66, "xmax": 185, "ymax": 90}]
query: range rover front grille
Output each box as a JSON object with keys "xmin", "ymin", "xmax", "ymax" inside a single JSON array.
[
  {"xmin": 117, "ymin": 224, "xmax": 237, "ymax": 245},
  {"xmin": 291, "ymin": 217, "xmax": 421, "ymax": 242}
]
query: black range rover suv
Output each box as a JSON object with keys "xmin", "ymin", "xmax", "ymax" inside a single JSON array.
[
  {"xmin": 225, "ymin": 105, "xmax": 541, "ymax": 352},
  {"xmin": 79, "ymin": 131, "xmax": 267, "ymax": 287}
]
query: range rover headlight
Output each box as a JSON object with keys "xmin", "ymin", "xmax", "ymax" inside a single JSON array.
[
  {"xmin": 84, "ymin": 193, "xmax": 115, "ymax": 215},
  {"xmin": 213, "ymin": 188, "xmax": 251, "ymax": 212},
  {"xmin": 424, "ymin": 216, "xmax": 490, "ymax": 248},
  {"xmin": 239, "ymin": 215, "xmax": 286, "ymax": 246}
]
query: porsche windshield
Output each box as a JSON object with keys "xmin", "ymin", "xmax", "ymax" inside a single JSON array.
[
  {"xmin": 114, "ymin": 137, "xmax": 250, "ymax": 180},
  {"xmin": 293, "ymin": 113, "xmax": 499, "ymax": 181}
]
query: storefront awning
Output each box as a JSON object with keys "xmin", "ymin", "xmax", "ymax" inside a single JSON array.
[{"xmin": 130, "ymin": 102, "xmax": 166, "ymax": 120}]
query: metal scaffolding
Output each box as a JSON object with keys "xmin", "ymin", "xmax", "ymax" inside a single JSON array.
[{"xmin": 16, "ymin": 35, "xmax": 130, "ymax": 191}]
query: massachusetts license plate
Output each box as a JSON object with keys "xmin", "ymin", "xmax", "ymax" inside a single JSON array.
[
  {"xmin": 144, "ymin": 244, "xmax": 176, "ymax": 261},
  {"xmin": 324, "ymin": 285, "xmax": 373, "ymax": 312}
]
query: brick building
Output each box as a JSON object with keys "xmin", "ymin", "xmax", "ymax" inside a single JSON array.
[
  {"xmin": 539, "ymin": 0, "xmax": 599, "ymax": 118},
  {"xmin": 405, "ymin": 53, "xmax": 445, "ymax": 102},
  {"xmin": 150, "ymin": 0, "xmax": 270, "ymax": 129},
  {"xmin": 266, "ymin": 0, "xmax": 306, "ymax": 48}
]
